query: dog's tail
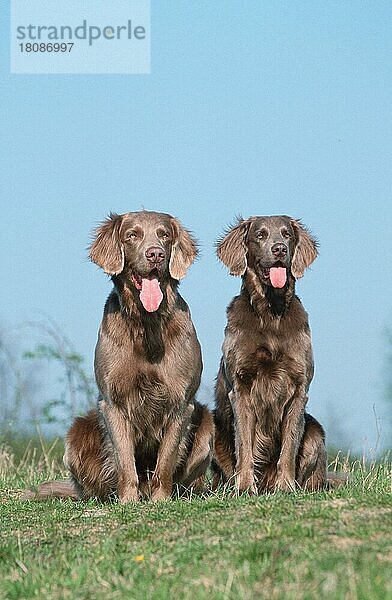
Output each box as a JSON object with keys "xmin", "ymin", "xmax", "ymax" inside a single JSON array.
[
  {"xmin": 23, "ymin": 480, "xmax": 79, "ymax": 501},
  {"xmin": 326, "ymin": 472, "xmax": 349, "ymax": 489}
]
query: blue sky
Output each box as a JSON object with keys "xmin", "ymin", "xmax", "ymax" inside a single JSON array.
[{"xmin": 1, "ymin": 1, "xmax": 391, "ymax": 451}]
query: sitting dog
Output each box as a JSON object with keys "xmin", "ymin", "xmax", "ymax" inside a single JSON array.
[
  {"xmin": 213, "ymin": 215, "xmax": 327, "ymax": 493},
  {"xmin": 33, "ymin": 211, "xmax": 213, "ymax": 502}
]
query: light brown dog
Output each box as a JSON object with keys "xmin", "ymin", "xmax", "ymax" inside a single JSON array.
[
  {"xmin": 213, "ymin": 215, "xmax": 327, "ymax": 493},
  {"xmin": 33, "ymin": 211, "xmax": 213, "ymax": 502}
]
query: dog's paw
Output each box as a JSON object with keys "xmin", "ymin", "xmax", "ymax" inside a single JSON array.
[
  {"xmin": 236, "ymin": 472, "xmax": 258, "ymax": 496},
  {"xmin": 237, "ymin": 484, "xmax": 258, "ymax": 497},
  {"xmin": 150, "ymin": 485, "xmax": 171, "ymax": 502},
  {"xmin": 274, "ymin": 476, "xmax": 296, "ymax": 493},
  {"xmin": 118, "ymin": 487, "xmax": 140, "ymax": 503},
  {"xmin": 150, "ymin": 473, "xmax": 172, "ymax": 502}
]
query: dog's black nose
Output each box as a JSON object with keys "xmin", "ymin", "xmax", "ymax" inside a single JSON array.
[
  {"xmin": 271, "ymin": 243, "xmax": 287, "ymax": 257},
  {"xmin": 145, "ymin": 246, "xmax": 166, "ymax": 263}
]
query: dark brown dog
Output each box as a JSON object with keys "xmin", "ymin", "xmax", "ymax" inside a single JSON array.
[
  {"xmin": 33, "ymin": 211, "xmax": 213, "ymax": 502},
  {"xmin": 213, "ymin": 215, "xmax": 327, "ymax": 493}
]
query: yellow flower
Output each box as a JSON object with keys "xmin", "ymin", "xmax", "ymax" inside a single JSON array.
[{"xmin": 134, "ymin": 554, "xmax": 144, "ymax": 562}]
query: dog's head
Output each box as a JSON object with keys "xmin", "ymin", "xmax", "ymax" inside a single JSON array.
[
  {"xmin": 217, "ymin": 215, "xmax": 317, "ymax": 288},
  {"xmin": 89, "ymin": 211, "xmax": 198, "ymax": 312}
]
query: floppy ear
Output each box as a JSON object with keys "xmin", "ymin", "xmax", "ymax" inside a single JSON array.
[
  {"xmin": 290, "ymin": 219, "xmax": 318, "ymax": 279},
  {"xmin": 216, "ymin": 218, "xmax": 251, "ymax": 276},
  {"xmin": 89, "ymin": 213, "xmax": 124, "ymax": 275},
  {"xmin": 169, "ymin": 218, "xmax": 198, "ymax": 280}
]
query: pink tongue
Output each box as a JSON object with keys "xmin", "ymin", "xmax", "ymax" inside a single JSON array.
[
  {"xmin": 269, "ymin": 267, "xmax": 287, "ymax": 289},
  {"xmin": 140, "ymin": 278, "xmax": 163, "ymax": 312}
]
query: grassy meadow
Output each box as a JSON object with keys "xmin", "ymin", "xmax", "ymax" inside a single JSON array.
[{"xmin": 0, "ymin": 438, "xmax": 391, "ymax": 600}]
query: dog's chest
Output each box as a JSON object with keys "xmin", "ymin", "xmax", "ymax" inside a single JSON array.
[
  {"xmin": 226, "ymin": 318, "xmax": 309, "ymax": 399},
  {"xmin": 237, "ymin": 342, "xmax": 298, "ymax": 396},
  {"xmin": 109, "ymin": 357, "xmax": 193, "ymax": 404},
  {"xmin": 96, "ymin": 310, "xmax": 201, "ymax": 402},
  {"xmin": 99, "ymin": 337, "xmax": 200, "ymax": 437}
]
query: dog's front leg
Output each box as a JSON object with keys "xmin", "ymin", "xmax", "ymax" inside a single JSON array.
[
  {"xmin": 230, "ymin": 390, "xmax": 257, "ymax": 495},
  {"xmin": 151, "ymin": 404, "xmax": 193, "ymax": 502},
  {"xmin": 276, "ymin": 387, "xmax": 307, "ymax": 492},
  {"xmin": 99, "ymin": 400, "xmax": 139, "ymax": 503}
]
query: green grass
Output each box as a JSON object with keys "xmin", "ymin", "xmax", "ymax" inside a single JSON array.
[{"xmin": 0, "ymin": 441, "xmax": 391, "ymax": 600}]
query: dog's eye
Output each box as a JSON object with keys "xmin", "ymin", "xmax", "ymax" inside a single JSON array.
[
  {"xmin": 124, "ymin": 230, "xmax": 139, "ymax": 241},
  {"xmin": 157, "ymin": 229, "xmax": 170, "ymax": 240},
  {"xmin": 256, "ymin": 229, "xmax": 268, "ymax": 240},
  {"xmin": 282, "ymin": 230, "xmax": 291, "ymax": 239}
]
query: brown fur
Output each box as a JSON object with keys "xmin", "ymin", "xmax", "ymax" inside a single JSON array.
[
  {"xmin": 32, "ymin": 211, "xmax": 213, "ymax": 503},
  {"xmin": 213, "ymin": 215, "xmax": 328, "ymax": 493}
]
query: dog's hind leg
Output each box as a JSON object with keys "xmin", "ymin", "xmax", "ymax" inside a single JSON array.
[
  {"xmin": 64, "ymin": 409, "xmax": 117, "ymax": 501},
  {"xmin": 24, "ymin": 410, "xmax": 113, "ymax": 502},
  {"xmin": 296, "ymin": 413, "xmax": 327, "ymax": 491},
  {"xmin": 178, "ymin": 403, "xmax": 214, "ymax": 493}
]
